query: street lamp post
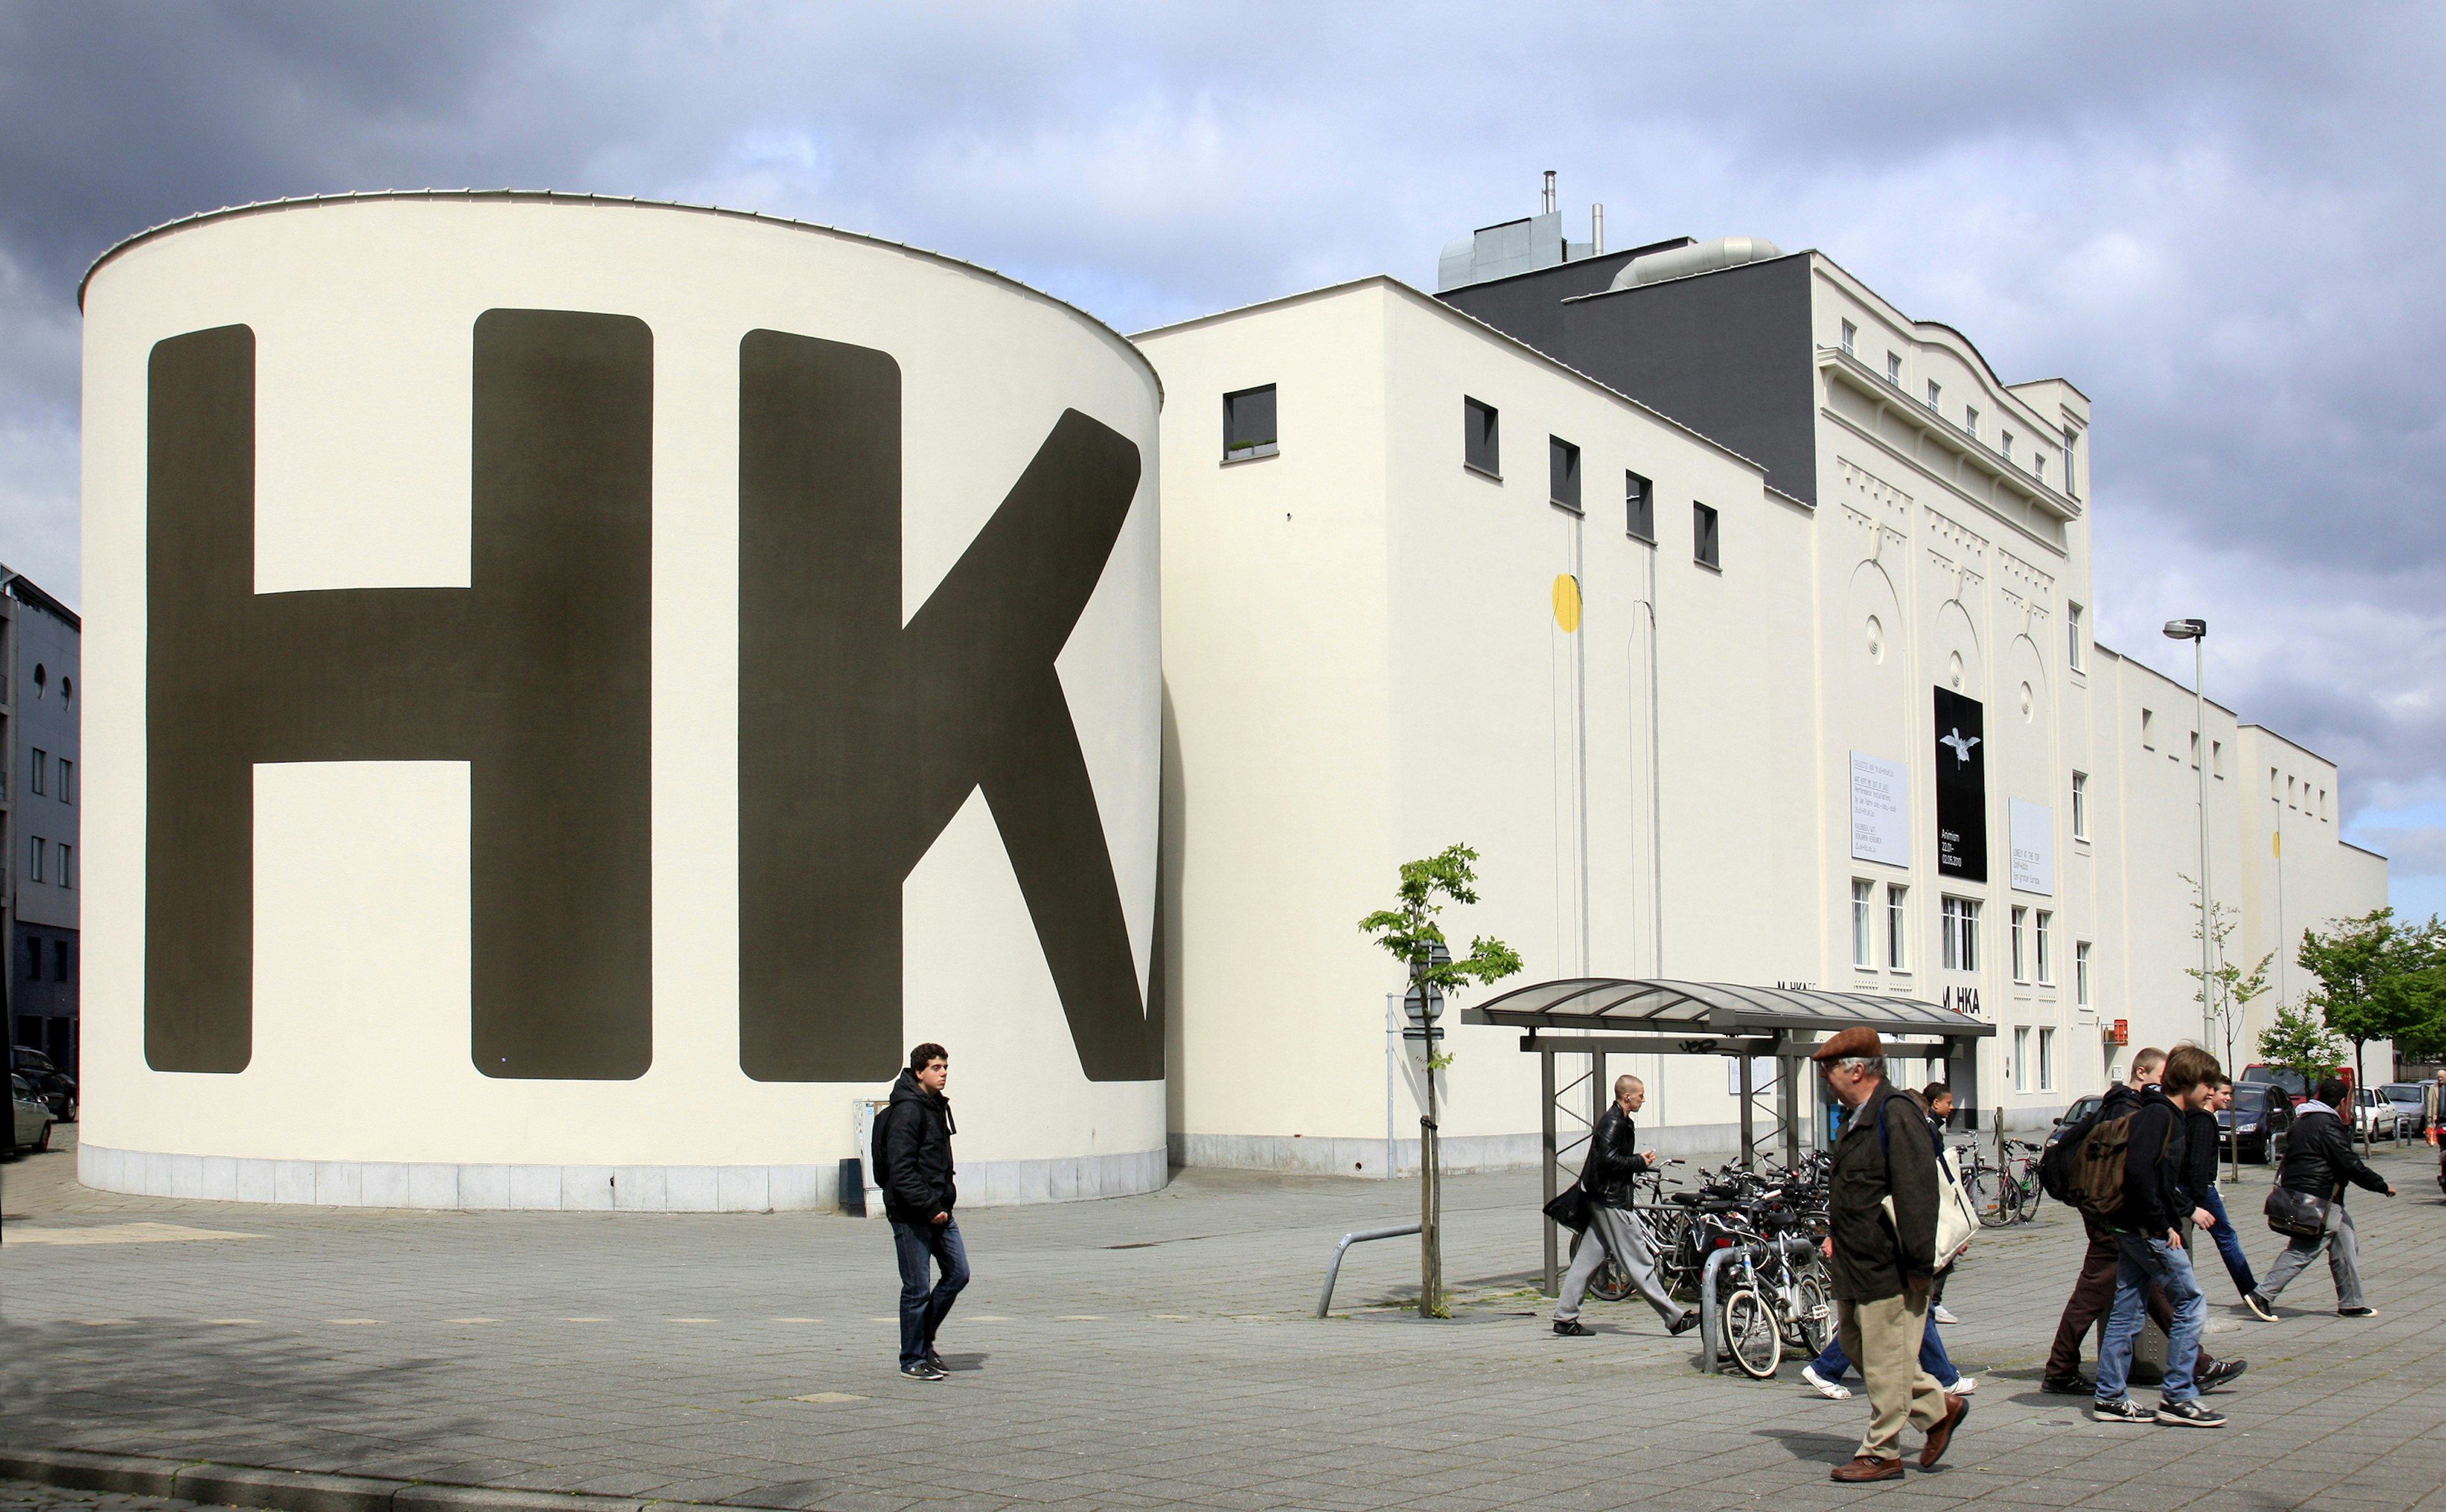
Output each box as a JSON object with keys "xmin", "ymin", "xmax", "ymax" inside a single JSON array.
[{"xmin": 2164, "ymin": 618, "xmax": 2214, "ymax": 1049}]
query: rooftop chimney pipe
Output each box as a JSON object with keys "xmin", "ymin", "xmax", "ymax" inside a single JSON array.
[
  {"xmin": 1541, "ymin": 170, "xmax": 1557, "ymax": 215},
  {"xmin": 1592, "ymin": 203, "xmax": 1605, "ymax": 255}
]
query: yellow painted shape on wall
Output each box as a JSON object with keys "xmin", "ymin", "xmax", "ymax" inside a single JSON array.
[{"xmin": 1552, "ymin": 573, "xmax": 1582, "ymax": 633}]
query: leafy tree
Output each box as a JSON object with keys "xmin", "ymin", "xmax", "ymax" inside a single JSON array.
[
  {"xmin": 1359, "ymin": 844, "xmax": 1522, "ymax": 1317},
  {"xmin": 2298, "ymin": 909, "xmax": 2436, "ymax": 1146},
  {"xmin": 2256, "ymin": 998, "xmax": 2346, "ymax": 1084},
  {"xmin": 2184, "ymin": 895, "xmax": 2272, "ymax": 1178}
]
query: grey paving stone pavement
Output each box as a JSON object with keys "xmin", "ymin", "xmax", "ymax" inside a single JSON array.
[{"xmin": 5, "ymin": 1126, "xmax": 2445, "ymax": 1511}]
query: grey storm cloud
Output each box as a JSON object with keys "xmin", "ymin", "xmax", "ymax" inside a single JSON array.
[{"xmin": 4, "ymin": 0, "xmax": 2445, "ymax": 880}]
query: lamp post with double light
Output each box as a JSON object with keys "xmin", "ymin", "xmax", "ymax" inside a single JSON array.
[{"xmin": 2163, "ymin": 618, "xmax": 2214, "ymax": 1048}]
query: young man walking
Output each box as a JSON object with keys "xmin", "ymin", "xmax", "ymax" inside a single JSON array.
[
  {"xmin": 2092, "ymin": 1046, "xmax": 2225, "ymax": 1427},
  {"xmin": 1552, "ymin": 1074, "xmax": 1699, "ymax": 1339},
  {"xmin": 1815, "ymin": 1028, "xmax": 1967, "ymax": 1482},
  {"xmin": 2188, "ymin": 1076, "xmax": 2257, "ymax": 1301},
  {"xmin": 2041, "ymin": 1048, "xmax": 2240, "ymax": 1395},
  {"xmin": 876, "ymin": 1042, "xmax": 968, "ymax": 1381},
  {"xmin": 2247, "ymin": 1076, "xmax": 2395, "ymax": 1320}
]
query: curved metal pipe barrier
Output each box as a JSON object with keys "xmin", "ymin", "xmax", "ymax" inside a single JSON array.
[
  {"xmin": 1698, "ymin": 1234, "xmax": 1826, "ymax": 1374},
  {"xmin": 1315, "ymin": 1223, "xmax": 1424, "ymax": 1317}
]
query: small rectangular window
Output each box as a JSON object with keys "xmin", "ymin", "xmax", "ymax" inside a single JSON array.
[
  {"xmin": 1942, "ymin": 896, "xmax": 1980, "ymax": 972},
  {"xmin": 2064, "ymin": 425, "xmax": 2079, "ymax": 494},
  {"xmin": 55, "ymin": 843, "xmax": 69, "ymax": 889},
  {"xmin": 2071, "ymin": 771, "xmax": 2089, "ymax": 841},
  {"xmin": 2011, "ymin": 906, "xmax": 2028, "ymax": 982},
  {"xmin": 2040, "ymin": 1026, "xmax": 2057, "ymax": 1092},
  {"xmin": 1693, "ymin": 502, "xmax": 1720, "ymax": 569},
  {"xmin": 1548, "ymin": 436, "xmax": 1581, "ymax": 511},
  {"xmin": 1463, "ymin": 397, "xmax": 1500, "ymax": 476},
  {"xmin": 53, "ymin": 940, "xmax": 68, "ymax": 981},
  {"xmin": 1221, "ymin": 384, "xmax": 1278, "ymax": 461},
  {"xmin": 1852, "ymin": 880, "xmax": 1875, "ymax": 968},
  {"xmin": 2076, "ymin": 941, "xmax": 2092, "ymax": 1007},
  {"xmin": 2212, "ymin": 739, "xmax": 2223, "ymax": 778},
  {"xmin": 1840, "ymin": 320, "xmax": 1856, "ymax": 353},
  {"xmin": 2141, "ymin": 708, "xmax": 2155, "ymax": 749},
  {"xmin": 29, "ymin": 749, "xmax": 43, "ymax": 796},
  {"xmin": 2001, "ymin": 430, "xmax": 2015, "ymax": 460},
  {"xmin": 28, "ymin": 837, "xmax": 43, "ymax": 884},
  {"xmin": 2319, "ymin": 787, "xmax": 2328, "ymax": 820},
  {"xmin": 2288, "ymin": 776, "xmax": 2298, "ymax": 808},
  {"xmin": 1885, "ymin": 352, "xmax": 1903, "ymax": 385},
  {"xmin": 2270, "ymin": 767, "xmax": 2281, "ymax": 802},
  {"xmin": 56, "ymin": 758, "xmax": 71, "ymax": 805},
  {"xmin": 2014, "ymin": 1026, "xmax": 2033, "ymax": 1092},
  {"xmin": 2068, "ymin": 603, "xmax": 2085, "ymax": 670},
  {"xmin": 2036, "ymin": 910, "xmax": 2053, "ymax": 983},
  {"xmin": 1624, "ymin": 471, "xmax": 1654, "ymax": 541},
  {"xmin": 2035, "ymin": 454, "xmax": 2047, "ymax": 482},
  {"xmin": 1963, "ymin": 406, "xmax": 1979, "ymax": 439},
  {"xmin": 2190, "ymin": 731, "xmax": 2201, "ymax": 769},
  {"xmin": 1886, "ymin": 883, "xmax": 1909, "ymax": 970},
  {"xmin": 1926, "ymin": 379, "xmax": 1942, "ymax": 410},
  {"xmin": 22, "ymin": 939, "xmax": 36, "ymax": 980}
]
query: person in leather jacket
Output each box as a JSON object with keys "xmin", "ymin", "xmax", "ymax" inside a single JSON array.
[
  {"xmin": 2248, "ymin": 1076, "xmax": 2394, "ymax": 1320},
  {"xmin": 1550, "ymin": 1074, "xmax": 1698, "ymax": 1338}
]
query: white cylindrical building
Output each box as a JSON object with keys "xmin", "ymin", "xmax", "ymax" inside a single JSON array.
[{"xmin": 78, "ymin": 193, "xmax": 1165, "ymax": 1209}]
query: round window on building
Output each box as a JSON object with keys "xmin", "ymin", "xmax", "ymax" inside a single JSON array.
[
  {"xmin": 2020, "ymin": 681, "xmax": 2034, "ymax": 719},
  {"xmin": 1947, "ymin": 652, "xmax": 1963, "ymax": 689},
  {"xmin": 1865, "ymin": 615, "xmax": 1884, "ymax": 661}
]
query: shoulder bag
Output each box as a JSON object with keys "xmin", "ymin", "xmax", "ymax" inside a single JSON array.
[
  {"xmin": 1878, "ymin": 1094, "xmax": 1978, "ymax": 1268},
  {"xmin": 2264, "ymin": 1183, "xmax": 2328, "ymax": 1239},
  {"xmin": 1542, "ymin": 1183, "xmax": 1594, "ymax": 1233}
]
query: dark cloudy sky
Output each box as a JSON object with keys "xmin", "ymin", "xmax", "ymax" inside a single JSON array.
[{"xmin": 4, "ymin": 1, "xmax": 2440, "ymax": 916}]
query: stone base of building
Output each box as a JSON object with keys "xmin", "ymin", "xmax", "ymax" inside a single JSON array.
[
  {"xmin": 1169, "ymin": 1122, "xmax": 1747, "ymax": 1178},
  {"xmin": 77, "ymin": 1143, "xmax": 1169, "ymax": 1212}
]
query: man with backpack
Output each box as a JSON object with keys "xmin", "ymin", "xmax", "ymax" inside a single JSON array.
[
  {"xmin": 2246, "ymin": 1076, "xmax": 2394, "ymax": 1320},
  {"xmin": 2039, "ymin": 1048, "xmax": 2241, "ymax": 1396},
  {"xmin": 1814, "ymin": 1028, "xmax": 1968, "ymax": 1482},
  {"xmin": 875, "ymin": 1042, "xmax": 968, "ymax": 1381},
  {"xmin": 2091, "ymin": 1046, "xmax": 2226, "ymax": 1427}
]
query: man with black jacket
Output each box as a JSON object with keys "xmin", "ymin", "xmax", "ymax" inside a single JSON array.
[
  {"xmin": 1815, "ymin": 1028, "xmax": 1966, "ymax": 1483},
  {"xmin": 2042, "ymin": 1049, "xmax": 2239, "ymax": 1395},
  {"xmin": 2186, "ymin": 1075, "xmax": 2257, "ymax": 1301},
  {"xmin": 2247, "ymin": 1076, "xmax": 2394, "ymax": 1320},
  {"xmin": 876, "ymin": 1042, "xmax": 968, "ymax": 1381},
  {"xmin": 2092, "ymin": 1046, "xmax": 2224, "ymax": 1427},
  {"xmin": 1552, "ymin": 1074, "xmax": 1698, "ymax": 1337}
]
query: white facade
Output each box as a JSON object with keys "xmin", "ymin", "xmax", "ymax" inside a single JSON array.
[
  {"xmin": 78, "ymin": 194, "xmax": 1166, "ymax": 1209},
  {"xmin": 1141, "ymin": 265, "xmax": 2387, "ymax": 1170}
]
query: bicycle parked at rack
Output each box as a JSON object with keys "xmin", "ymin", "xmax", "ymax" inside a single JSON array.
[{"xmin": 1957, "ymin": 1136, "xmax": 2044, "ymax": 1227}]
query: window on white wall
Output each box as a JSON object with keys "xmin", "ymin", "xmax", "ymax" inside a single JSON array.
[
  {"xmin": 1693, "ymin": 502, "xmax": 1721, "ymax": 569},
  {"xmin": 1625, "ymin": 471, "xmax": 1654, "ymax": 541},
  {"xmin": 2068, "ymin": 603, "xmax": 2085, "ymax": 670},
  {"xmin": 1964, "ymin": 405, "xmax": 1980, "ymax": 439},
  {"xmin": 1926, "ymin": 380, "xmax": 1942, "ymax": 410},
  {"xmin": 1942, "ymin": 896, "xmax": 1980, "ymax": 971},
  {"xmin": 2036, "ymin": 911, "xmax": 2054, "ymax": 983},
  {"xmin": 1853, "ymin": 880, "xmax": 1875, "ymax": 967},
  {"xmin": 2076, "ymin": 941, "xmax": 2092, "ymax": 1007},
  {"xmin": 1841, "ymin": 320, "xmax": 1856, "ymax": 354},
  {"xmin": 1549, "ymin": 436, "xmax": 1582, "ymax": 511},
  {"xmin": 2012, "ymin": 906, "xmax": 2029, "ymax": 981},
  {"xmin": 2071, "ymin": 771, "xmax": 2089, "ymax": 840},
  {"xmin": 2040, "ymin": 1027, "xmax": 2057, "ymax": 1091},
  {"xmin": 1887, "ymin": 352, "xmax": 1903, "ymax": 385},
  {"xmin": 2142, "ymin": 709, "xmax": 2156, "ymax": 748},
  {"xmin": 2212, "ymin": 739, "xmax": 2224, "ymax": 778},
  {"xmin": 2014, "ymin": 1026, "xmax": 2032, "ymax": 1092},
  {"xmin": 1887, "ymin": 884, "xmax": 1910, "ymax": 970},
  {"xmin": 1222, "ymin": 384, "xmax": 1278, "ymax": 460},
  {"xmin": 1463, "ymin": 397, "xmax": 1500, "ymax": 476}
]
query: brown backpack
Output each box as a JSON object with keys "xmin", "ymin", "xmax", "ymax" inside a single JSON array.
[{"xmin": 2064, "ymin": 1109, "xmax": 2136, "ymax": 1219}]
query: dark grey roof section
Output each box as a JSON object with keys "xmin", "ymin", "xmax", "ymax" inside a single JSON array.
[
  {"xmin": 1462, "ymin": 978, "xmax": 1994, "ymax": 1039},
  {"xmin": 2, "ymin": 570, "xmax": 80, "ymax": 630},
  {"xmin": 75, "ymin": 189, "xmax": 1159, "ymax": 399}
]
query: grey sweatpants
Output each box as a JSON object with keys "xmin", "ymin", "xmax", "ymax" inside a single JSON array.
[
  {"xmin": 2258, "ymin": 1198, "xmax": 2364, "ymax": 1309},
  {"xmin": 1554, "ymin": 1204, "xmax": 1681, "ymax": 1324}
]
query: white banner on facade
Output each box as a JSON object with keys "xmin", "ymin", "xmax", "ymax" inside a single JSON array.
[
  {"xmin": 1850, "ymin": 752, "xmax": 1910, "ymax": 867},
  {"xmin": 2009, "ymin": 799, "xmax": 2055, "ymax": 895}
]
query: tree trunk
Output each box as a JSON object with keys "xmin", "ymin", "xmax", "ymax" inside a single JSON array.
[{"xmin": 1419, "ymin": 1115, "xmax": 1445, "ymax": 1317}]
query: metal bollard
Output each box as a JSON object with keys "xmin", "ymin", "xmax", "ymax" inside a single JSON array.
[
  {"xmin": 1696, "ymin": 1244, "xmax": 1748, "ymax": 1374},
  {"xmin": 1315, "ymin": 1223, "xmax": 1425, "ymax": 1317}
]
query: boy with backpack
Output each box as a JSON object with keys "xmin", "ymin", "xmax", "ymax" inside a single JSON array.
[
  {"xmin": 2039, "ymin": 1048, "xmax": 2242, "ymax": 1395},
  {"xmin": 2091, "ymin": 1046, "xmax": 2227, "ymax": 1427}
]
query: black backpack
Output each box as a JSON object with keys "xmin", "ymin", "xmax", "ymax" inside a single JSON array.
[
  {"xmin": 869, "ymin": 1102, "xmax": 898, "ymax": 1190},
  {"xmin": 2040, "ymin": 1097, "xmax": 2112, "ymax": 1202}
]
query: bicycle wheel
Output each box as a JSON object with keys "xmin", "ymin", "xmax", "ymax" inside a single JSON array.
[
  {"xmin": 1968, "ymin": 1166, "xmax": 2013, "ymax": 1228},
  {"xmin": 2015, "ymin": 1171, "xmax": 2043, "ymax": 1223},
  {"xmin": 1589, "ymin": 1253, "xmax": 1633, "ymax": 1302},
  {"xmin": 1789, "ymin": 1271, "xmax": 1833, "ymax": 1355},
  {"xmin": 1720, "ymin": 1288, "xmax": 1782, "ymax": 1379}
]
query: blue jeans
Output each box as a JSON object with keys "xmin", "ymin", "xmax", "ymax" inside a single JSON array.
[
  {"xmin": 1808, "ymin": 1311, "xmax": 1960, "ymax": 1388},
  {"xmin": 2199, "ymin": 1186, "xmax": 2257, "ymax": 1297},
  {"xmin": 2096, "ymin": 1233, "xmax": 2204, "ymax": 1404},
  {"xmin": 890, "ymin": 1216, "xmax": 970, "ymax": 1366}
]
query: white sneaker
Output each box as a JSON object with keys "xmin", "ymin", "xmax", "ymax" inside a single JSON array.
[
  {"xmin": 1801, "ymin": 1365, "xmax": 1853, "ymax": 1399},
  {"xmin": 1930, "ymin": 1304, "xmax": 1961, "ymax": 1325},
  {"xmin": 1947, "ymin": 1376, "xmax": 1977, "ymax": 1394}
]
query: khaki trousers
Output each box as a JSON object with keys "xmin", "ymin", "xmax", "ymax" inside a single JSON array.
[{"xmin": 1836, "ymin": 1292, "xmax": 1949, "ymax": 1460}]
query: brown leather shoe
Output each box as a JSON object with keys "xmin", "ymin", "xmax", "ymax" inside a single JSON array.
[
  {"xmin": 1919, "ymin": 1394, "xmax": 1968, "ymax": 1468},
  {"xmin": 1830, "ymin": 1455, "xmax": 1905, "ymax": 1483}
]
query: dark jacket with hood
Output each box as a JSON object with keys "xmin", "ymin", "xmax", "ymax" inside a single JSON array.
[
  {"xmin": 1826, "ymin": 1083, "xmax": 1940, "ymax": 1302},
  {"xmin": 2277, "ymin": 1105, "xmax": 2389, "ymax": 1201},
  {"xmin": 879, "ymin": 1069, "xmax": 957, "ymax": 1224},
  {"xmin": 2111, "ymin": 1086, "xmax": 2189, "ymax": 1235},
  {"xmin": 1578, "ymin": 1102, "xmax": 1649, "ymax": 1208}
]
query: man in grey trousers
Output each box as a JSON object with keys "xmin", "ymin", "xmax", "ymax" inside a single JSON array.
[
  {"xmin": 2249, "ymin": 1076, "xmax": 2394, "ymax": 1320},
  {"xmin": 1553, "ymin": 1074, "xmax": 1699, "ymax": 1337}
]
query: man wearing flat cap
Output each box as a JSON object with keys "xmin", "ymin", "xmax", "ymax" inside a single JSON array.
[{"xmin": 1815, "ymin": 1027, "xmax": 1968, "ymax": 1482}]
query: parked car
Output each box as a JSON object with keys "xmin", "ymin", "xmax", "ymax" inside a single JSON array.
[
  {"xmin": 8, "ymin": 1073, "xmax": 53, "ymax": 1155},
  {"xmin": 2242, "ymin": 1064, "xmax": 2353, "ymax": 1104},
  {"xmin": 2380, "ymin": 1082, "xmax": 2429, "ymax": 1132},
  {"xmin": 8, "ymin": 1046, "xmax": 75, "ymax": 1122},
  {"xmin": 2044, "ymin": 1094, "xmax": 2106, "ymax": 1152},
  {"xmin": 2217, "ymin": 1082, "xmax": 2297, "ymax": 1165},
  {"xmin": 2350, "ymin": 1085, "xmax": 2405, "ymax": 1143}
]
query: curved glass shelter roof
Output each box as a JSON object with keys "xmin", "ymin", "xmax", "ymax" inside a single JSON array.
[{"xmin": 1461, "ymin": 978, "xmax": 1995, "ymax": 1039}]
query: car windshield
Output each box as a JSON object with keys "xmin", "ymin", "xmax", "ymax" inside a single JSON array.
[
  {"xmin": 2382, "ymin": 1083, "xmax": 2419, "ymax": 1099},
  {"xmin": 2231, "ymin": 1087, "xmax": 2270, "ymax": 1112}
]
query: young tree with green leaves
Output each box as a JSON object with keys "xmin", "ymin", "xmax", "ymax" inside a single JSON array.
[
  {"xmin": 2184, "ymin": 894, "xmax": 2273, "ymax": 1178},
  {"xmin": 2298, "ymin": 909, "xmax": 2436, "ymax": 1149},
  {"xmin": 1359, "ymin": 844, "xmax": 1522, "ymax": 1318},
  {"xmin": 2256, "ymin": 998, "xmax": 2347, "ymax": 1086}
]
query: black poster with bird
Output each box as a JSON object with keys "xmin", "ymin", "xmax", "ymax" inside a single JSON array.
[{"xmin": 1933, "ymin": 688, "xmax": 1987, "ymax": 882}]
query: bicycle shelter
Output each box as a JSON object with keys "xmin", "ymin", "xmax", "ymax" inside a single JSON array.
[{"xmin": 1459, "ymin": 978, "xmax": 1995, "ymax": 1293}]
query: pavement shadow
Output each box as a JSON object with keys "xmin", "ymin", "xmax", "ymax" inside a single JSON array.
[
  {"xmin": 937, "ymin": 1351, "xmax": 990, "ymax": 1372},
  {"xmin": 1749, "ymin": 1424, "xmax": 1863, "ymax": 1463},
  {"xmin": 0, "ymin": 1318, "xmax": 488, "ymax": 1476}
]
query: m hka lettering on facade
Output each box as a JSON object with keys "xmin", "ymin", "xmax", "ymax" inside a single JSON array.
[{"xmin": 145, "ymin": 314, "xmax": 1160, "ymax": 1085}]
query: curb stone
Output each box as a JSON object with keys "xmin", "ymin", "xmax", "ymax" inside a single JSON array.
[{"xmin": 0, "ymin": 1451, "xmax": 828, "ymax": 1512}]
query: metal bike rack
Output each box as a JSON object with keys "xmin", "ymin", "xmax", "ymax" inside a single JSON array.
[
  {"xmin": 1315, "ymin": 1223, "xmax": 1424, "ymax": 1317},
  {"xmin": 1697, "ymin": 1234, "xmax": 1822, "ymax": 1376}
]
